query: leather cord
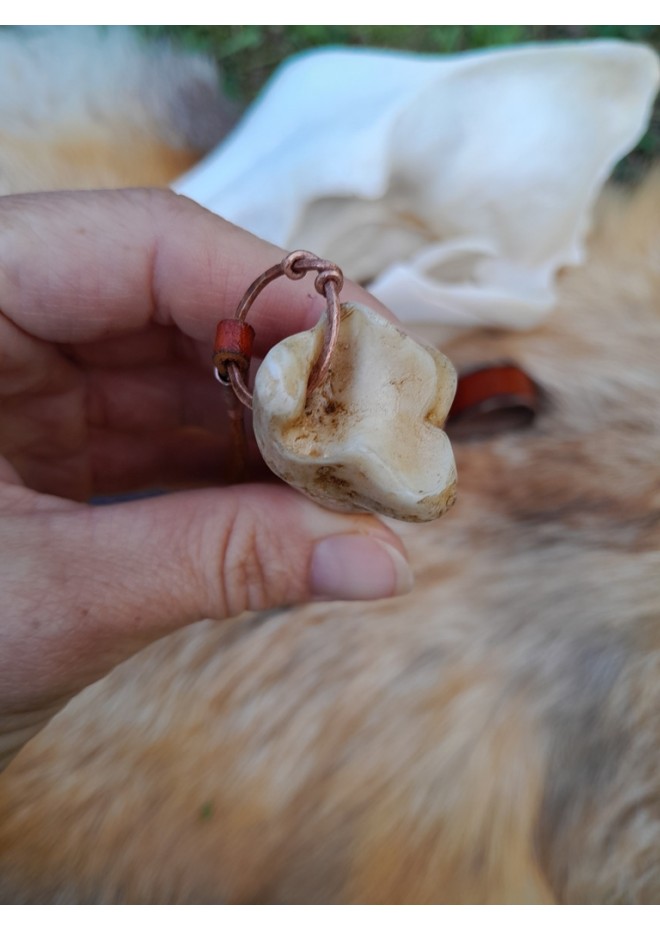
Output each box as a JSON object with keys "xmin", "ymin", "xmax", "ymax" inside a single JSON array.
[{"xmin": 447, "ymin": 364, "xmax": 540, "ymax": 440}]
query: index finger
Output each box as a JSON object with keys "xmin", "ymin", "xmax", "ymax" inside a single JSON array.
[{"xmin": 0, "ymin": 188, "xmax": 395, "ymax": 355}]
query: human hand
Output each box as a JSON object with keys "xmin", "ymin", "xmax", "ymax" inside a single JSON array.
[{"xmin": 0, "ymin": 189, "xmax": 412, "ymax": 768}]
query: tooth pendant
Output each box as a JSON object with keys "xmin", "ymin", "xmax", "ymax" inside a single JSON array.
[
  {"xmin": 213, "ymin": 252, "xmax": 457, "ymax": 523},
  {"xmin": 253, "ymin": 302, "xmax": 457, "ymax": 522}
]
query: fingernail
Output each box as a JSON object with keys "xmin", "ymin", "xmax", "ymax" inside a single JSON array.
[{"xmin": 309, "ymin": 536, "xmax": 413, "ymax": 601}]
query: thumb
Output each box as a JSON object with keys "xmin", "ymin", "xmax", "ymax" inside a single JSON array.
[
  {"xmin": 85, "ymin": 484, "xmax": 413, "ymax": 634},
  {"xmin": 0, "ymin": 482, "xmax": 412, "ymax": 765},
  {"xmin": 0, "ymin": 481, "xmax": 412, "ymax": 767}
]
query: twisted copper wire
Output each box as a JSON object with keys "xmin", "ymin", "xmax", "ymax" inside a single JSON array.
[
  {"xmin": 214, "ymin": 251, "xmax": 344, "ymax": 482},
  {"xmin": 220, "ymin": 250, "xmax": 344, "ymax": 410}
]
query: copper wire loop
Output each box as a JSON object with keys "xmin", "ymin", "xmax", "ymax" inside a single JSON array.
[{"xmin": 214, "ymin": 250, "xmax": 344, "ymax": 410}]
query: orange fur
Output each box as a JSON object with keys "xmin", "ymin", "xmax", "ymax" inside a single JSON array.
[
  {"xmin": 0, "ymin": 27, "xmax": 236, "ymax": 197},
  {"xmin": 0, "ymin": 131, "xmax": 200, "ymax": 192}
]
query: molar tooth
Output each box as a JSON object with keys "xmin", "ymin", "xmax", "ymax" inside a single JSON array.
[{"xmin": 253, "ymin": 302, "xmax": 457, "ymax": 522}]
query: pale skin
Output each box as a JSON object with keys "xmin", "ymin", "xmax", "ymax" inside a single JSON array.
[{"xmin": 0, "ymin": 189, "xmax": 411, "ymax": 769}]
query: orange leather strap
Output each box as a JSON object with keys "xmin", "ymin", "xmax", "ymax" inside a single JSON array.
[{"xmin": 448, "ymin": 364, "xmax": 539, "ymax": 439}]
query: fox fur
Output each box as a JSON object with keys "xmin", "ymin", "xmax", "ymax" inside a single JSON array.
[
  {"xmin": 0, "ymin": 27, "xmax": 236, "ymax": 194},
  {"xmin": 0, "ymin": 27, "xmax": 658, "ymax": 904}
]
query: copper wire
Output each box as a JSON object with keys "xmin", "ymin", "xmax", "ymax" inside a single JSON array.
[{"xmin": 217, "ymin": 250, "xmax": 344, "ymax": 410}]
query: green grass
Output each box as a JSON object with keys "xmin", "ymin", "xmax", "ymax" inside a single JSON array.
[{"xmin": 143, "ymin": 25, "xmax": 660, "ymax": 176}]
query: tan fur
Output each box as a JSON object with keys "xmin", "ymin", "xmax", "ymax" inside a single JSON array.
[
  {"xmin": 0, "ymin": 31, "xmax": 659, "ymax": 903},
  {"xmin": 0, "ymin": 131, "xmax": 200, "ymax": 192}
]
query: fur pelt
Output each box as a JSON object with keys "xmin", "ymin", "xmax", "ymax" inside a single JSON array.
[
  {"xmin": 0, "ymin": 28, "xmax": 658, "ymax": 904},
  {"xmin": 0, "ymin": 27, "xmax": 236, "ymax": 194}
]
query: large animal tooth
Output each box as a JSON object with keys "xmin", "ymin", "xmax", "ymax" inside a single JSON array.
[{"xmin": 252, "ymin": 302, "xmax": 457, "ymax": 522}]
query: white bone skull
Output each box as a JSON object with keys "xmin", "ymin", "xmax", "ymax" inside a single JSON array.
[{"xmin": 252, "ymin": 302, "xmax": 457, "ymax": 522}]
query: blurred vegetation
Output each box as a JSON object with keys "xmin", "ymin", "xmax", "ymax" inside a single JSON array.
[{"xmin": 143, "ymin": 25, "xmax": 660, "ymax": 177}]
